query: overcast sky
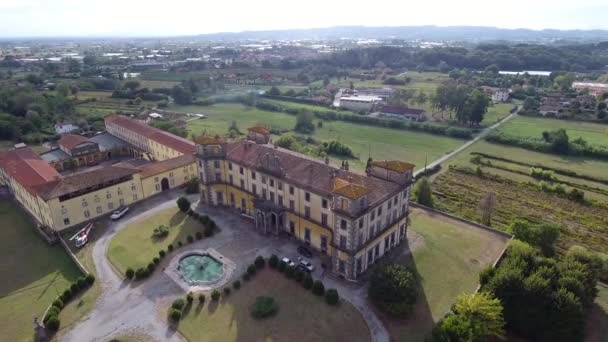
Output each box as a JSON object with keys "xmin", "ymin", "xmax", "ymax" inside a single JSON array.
[{"xmin": 1, "ymin": 0, "xmax": 607, "ymax": 37}]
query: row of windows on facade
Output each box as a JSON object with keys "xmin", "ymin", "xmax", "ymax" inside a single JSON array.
[
  {"xmin": 218, "ymin": 161, "xmax": 407, "ymax": 216},
  {"xmin": 352, "ymin": 225, "xmax": 406, "ymax": 275},
  {"xmin": 62, "ymin": 196, "xmax": 133, "ymax": 226},
  {"xmin": 76, "ymin": 184, "xmax": 137, "ymax": 208}
]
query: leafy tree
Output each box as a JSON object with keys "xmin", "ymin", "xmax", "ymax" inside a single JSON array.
[
  {"xmin": 368, "ymin": 264, "xmax": 417, "ymax": 317},
  {"xmin": 267, "ymin": 86, "xmax": 281, "ymax": 96},
  {"xmin": 171, "ymin": 85, "xmax": 193, "ymax": 105},
  {"xmin": 414, "ymin": 177, "xmax": 434, "ymax": 208},
  {"xmin": 294, "ymin": 112, "xmax": 315, "ymax": 133},
  {"xmin": 509, "ymin": 220, "xmax": 560, "ymax": 256},
  {"xmin": 542, "ymin": 129, "xmax": 570, "ymax": 154},
  {"xmin": 429, "ymin": 292, "xmax": 505, "ymax": 342},
  {"xmin": 177, "ymin": 196, "xmax": 191, "ymax": 212},
  {"xmin": 56, "ymin": 83, "xmax": 70, "ymax": 97},
  {"xmin": 124, "ymin": 80, "xmax": 140, "ymax": 91}
]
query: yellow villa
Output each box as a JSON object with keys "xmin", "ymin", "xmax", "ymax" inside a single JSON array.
[{"xmin": 196, "ymin": 128, "xmax": 415, "ymax": 280}]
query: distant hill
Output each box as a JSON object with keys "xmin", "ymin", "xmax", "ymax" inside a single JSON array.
[{"xmin": 195, "ymin": 25, "xmax": 608, "ymax": 43}]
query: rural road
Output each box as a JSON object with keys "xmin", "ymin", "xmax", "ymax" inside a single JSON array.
[{"xmin": 413, "ymin": 111, "xmax": 517, "ymax": 177}]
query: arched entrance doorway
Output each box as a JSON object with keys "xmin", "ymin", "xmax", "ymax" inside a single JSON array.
[{"xmin": 161, "ymin": 178, "xmax": 170, "ymax": 191}]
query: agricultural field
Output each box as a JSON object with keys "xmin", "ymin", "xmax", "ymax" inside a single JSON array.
[
  {"xmin": 138, "ymin": 79, "xmax": 181, "ymax": 89},
  {"xmin": 432, "ymin": 167, "xmax": 608, "ymax": 254},
  {"xmin": 382, "ymin": 207, "xmax": 509, "ymax": 341},
  {"xmin": 482, "ymin": 103, "xmax": 516, "ymax": 125},
  {"xmin": 0, "ymin": 201, "xmax": 82, "ymax": 342},
  {"xmin": 496, "ymin": 115, "xmax": 608, "ymax": 145},
  {"xmin": 177, "ymin": 103, "xmax": 465, "ymax": 172},
  {"xmin": 107, "ymin": 207, "xmax": 205, "ymax": 275},
  {"xmin": 177, "ymin": 269, "xmax": 370, "ymax": 342}
]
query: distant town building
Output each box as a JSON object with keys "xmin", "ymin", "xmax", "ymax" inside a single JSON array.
[
  {"xmin": 572, "ymin": 82, "xmax": 608, "ymax": 97},
  {"xmin": 338, "ymin": 95, "xmax": 383, "ymax": 112},
  {"xmin": 480, "ymin": 86, "xmax": 510, "ymax": 103},
  {"xmin": 54, "ymin": 122, "xmax": 79, "ymax": 134}
]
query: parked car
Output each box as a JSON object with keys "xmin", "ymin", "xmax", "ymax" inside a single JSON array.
[
  {"xmin": 281, "ymin": 257, "xmax": 295, "ymax": 267},
  {"xmin": 296, "ymin": 264, "xmax": 311, "ymax": 273},
  {"xmin": 110, "ymin": 206, "xmax": 129, "ymax": 220},
  {"xmin": 298, "ymin": 258, "xmax": 315, "ymax": 272},
  {"xmin": 297, "ymin": 246, "xmax": 313, "ymax": 258}
]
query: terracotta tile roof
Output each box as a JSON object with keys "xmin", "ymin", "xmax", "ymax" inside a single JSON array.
[
  {"xmin": 225, "ymin": 142, "xmax": 401, "ymax": 207},
  {"xmin": 137, "ymin": 154, "xmax": 196, "ymax": 178},
  {"xmin": 248, "ymin": 126, "xmax": 270, "ymax": 135},
  {"xmin": 371, "ymin": 160, "xmax": 415, "ymax": 173},
  {"xmin": 58, "ymin": 134, "xmax": 91, "ymax": 151},
  {"xmin": 0, "ymin": 146, "xmax": 62, "ymax": 194},
  {"xmin": 333, "ymin": 178, "xmax": 370, "ymax": 199},
  {"xmin": 193, "ymin": 134, "xmax": 224, "ymax": 145},
  {"xmin": 34, "ymin": 165, "xmax": 139, "ymax": 200},
  {"xmin": 105, "ymin": 115, "xmax": 195, "ymax": 154}
]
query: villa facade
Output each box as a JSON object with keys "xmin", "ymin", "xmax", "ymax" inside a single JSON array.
[{"xmin": 196, "ymin": 128, "xmax": 414, "ymax": 280}]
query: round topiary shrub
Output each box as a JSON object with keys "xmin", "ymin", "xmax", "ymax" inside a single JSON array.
[
  {"xmin": 125, "ymin": 267, "xmax": 135, "ymax": 279},
  {"xmin": 62, "ymin": 288, "xmax": 72, "ymax": 301},
  {"xmin": 269, "ymin": 254, "xmax": 279, "ymax": 268},
  {"xmin": 211, "ymin": 290, "xmax": 221, "ymax": 301},
  {"xmin": 172, "ymin": 298, "xmax": 185, "ymax": 310},
  {"xmin": 45, "ymin": 306, "xmax": 61, "ymax": 322},
  {"xmin": 312, "ymin": 280, "xmax": 325, "ymax": 296},
  {"xmin": 85, "ymin": 274, "xmax": 95, "ymax": 285},
  {"xmin": 159, "ymin": 250, "xmax": 166, "ymax": 258},
  {"xmin": 167, "ymin": 244, "xmax": 174, "ymax": 252},
  {"xmin": 135, "ymin": 267, "xmax": 147, "ymax": 280},
  {"xmin": 70, "ymin": 282, "xmax": 80, "ymax": 293},
  {"xmin": 223, "ymin": 287, "xmax": 231, "ymax": 296},
  {"xmin": 147, "ymin": 262, "xmax": 156, "ymax": 273},
  {"xmin": 198, "ymin": 294, "xmax": 205, "ymax": 303},
  {"xmin": 153, "ymin": 257, "xmax": 160, "ymax": 265},
  {"xmin": 186, "ymin": 292, "xmax": 194, "ymax": 303},
  {"xmin": 255, "ymin": 256, "xmax": 266, "ymax": 269},
  {"xmin": 45, "ymin": 316, "xmax": 61, "ymax": 331},
  {"xmin": 277, "ymin": 261, "xmax": 287, "ymax": 273},
  {"xmin": 169, "ymin": 308, "xmax": 182, "ymax": 322},
  {"xmin": 325, "ymin": 289, "xmax": 339, "ymax": 305},
  {"xmin": 251, "ymin": 296, "xmax": 278, "ymax": 319},
  {"xmin": 285, "ymin": 266, "xmax": 295, "ymax": 278},
  {"xmin": 303, "ymin": 275, "xmax": 314, "ymax": 289},
  {"xmin": 76, "ymin": 277, "xmax": 87, "ymax": 289},
  {"xmin": 233, "ymin": 280, "xmax": 241, "ymax": 290},
  {"xmin": 294, "ymin": 270, "xmax": 304, "ymax": 283},
  {"xmin": 177, "ymin": 241, "xmax": 183, "ymax": 247},
  {"xmin": 247, "ymin": 265, "xmax": 257, "ymax": 276},
  {"xmin": 52, "ymin": 298, "xmax": 64, "ymax": 309},
  {"xmin": 195, "ymin": 231, "xmax": 203, "ymax": 240},
  {"xmin": 187, "ymin": 235, "xmax": 194, "ymax": 243}
]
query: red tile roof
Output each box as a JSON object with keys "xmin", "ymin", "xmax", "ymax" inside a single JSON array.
[
  {"xmin": 58, "ymin": 134, "xmax": 91, "ymax": 151},
  {"xmin": 137, "ymin": 154, "xmax": 196, "ymax": 178},
  {"xmin": 371, "ymin": 160, "xmax": 415, "ymax": 173},
  {"xmin": 225, "ymin": 141, "xmax": 401, "ymax": 207},
  {"xmin": 0, "ymin": 146, "xmax": 62, "ymax": 194},
  {"xmin": 248, "ymin": 126, "xmax": 270, "ymax": 135},
  {"xmin": 105, "ymin": 115, "xmax": 195, "ymax": 154}
]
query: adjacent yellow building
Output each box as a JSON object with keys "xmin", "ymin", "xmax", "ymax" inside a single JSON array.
[
  {"xmin": 0, "ymin": 115, "xmax": 197, "ymax": 232},
  {"xmin": 196, "ymin": 129, "xmax": 414, "ymax": 280}
]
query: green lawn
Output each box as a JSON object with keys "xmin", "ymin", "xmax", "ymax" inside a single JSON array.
[
  {"xmin": 107, "ymin": 207, "xmax": 205, "ymax": 274},
  {"xmin": 0, "ymin": 201, "xmax": 82, "ymax": 342},
  {"xmin": 482, "ymin": 103, "xmax": 515, "ymax": 125},
  {"xmin": 497, "ymin": 116, "xmax": 608, "ymax": 146},
  {"xmin": 177, "ymin": 269, "xmax": 370, "ymax": 342},
  {"xmin": 179, "ymin": 103, "xmax": 464, "ymax": 173},
  {"xmin": 381, "ymin": 207, "xmax": 509, "ymax": 341}
]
